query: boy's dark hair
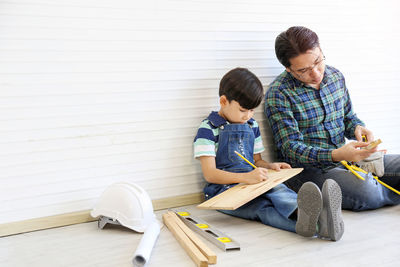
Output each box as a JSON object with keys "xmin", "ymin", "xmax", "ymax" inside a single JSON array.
[
  {"xmin": 219, "ymin": 68, "xmax": 263, "ymax": 110},
  {"xmin": 275, "ymin": 26, "xmax": 320, "ymax": 68}
]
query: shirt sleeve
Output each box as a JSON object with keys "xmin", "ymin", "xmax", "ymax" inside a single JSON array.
[
  {"xmin": 193, "ymin": 120, "xmax": 217, "ymax": 158},
  {"xmin": 265, "ymin": 88, "xmax": 333, "ymax": 166},
  {"xmin": 342, "ymin": 77, "xmax": 365, "ymax": 139},
  {"xmin": 251, "ymin": 120, "xmax": 265, "ymax": 154}
]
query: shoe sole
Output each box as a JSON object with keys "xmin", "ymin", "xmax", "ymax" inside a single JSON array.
[
  {"xmin": 322, "ymin": 179, "xmax": 344, "ymax": 241},
  {"xmin": 296, "ymin": 182, "xmax": 323, "ymax": 237}
]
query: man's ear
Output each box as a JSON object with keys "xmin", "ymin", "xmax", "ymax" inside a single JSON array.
[
  {"xmin": 285, "ymin": 67, "xmax": 291, "ymax": 73},
  {"xmin": 220, "ymin": 95, "xmax": 228, "ymax": 106}
]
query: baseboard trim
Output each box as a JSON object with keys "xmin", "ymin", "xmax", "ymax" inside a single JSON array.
[{"xmin": 0, "ymin": 192, "xmax": 204, "ymax": 237}]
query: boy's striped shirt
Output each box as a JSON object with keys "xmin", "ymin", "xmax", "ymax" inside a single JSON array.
[{"xmin": 194, "ymin": 111, "xmax": 265, "ymax": 158}]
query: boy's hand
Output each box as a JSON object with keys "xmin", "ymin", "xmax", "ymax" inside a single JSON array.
[
  {"xmin": 267, "ymin": 162, "xmax": 292, "ymax": 171},
  {"xmin": 245, "ymin": 168, "xmax": 269, "ymax": 184}
]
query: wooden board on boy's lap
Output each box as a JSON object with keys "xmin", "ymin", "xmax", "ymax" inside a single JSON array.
[{"xmin": 197, "ymin": 168, "xmax": 303, "ymax": 210}]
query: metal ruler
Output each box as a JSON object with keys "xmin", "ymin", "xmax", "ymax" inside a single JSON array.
[{"xmin": 171, "ymin": 209, "xmax": 240, "ymax": 251}]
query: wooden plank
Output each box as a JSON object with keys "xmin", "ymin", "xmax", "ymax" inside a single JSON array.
[
  {"xmin": 162, "ymin": 213, "xmax": 208, "ymax": 267},
  {"xmin": 366, "ymin": 139, "xmax": 382, "ymax": 150},
  {"xmin": 167, "ymin": 211, "xmax": 217, "ymax": 264},
  {"xmin": 197, "ymin": 168, "xmax": 303, "ymax": 210},
  {"xmin": 0, "ymin": 192, "xmax": 204, "ymax": 237},
  {"xmin": 153, "ymin": 192, "xmax": 204, "ymax": 210},
  {"xmin": 0, "ymin": 210, "xmax": 96, "ymax": 237}
]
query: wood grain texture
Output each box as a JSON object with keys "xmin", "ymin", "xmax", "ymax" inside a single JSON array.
[
  {"xmin": 163, "ymin": 213, "xmax": 208, "ymax": 267},
  {"xmin": 366, "ymin": 139, "xmax": 382, "ymax": 150},
  {"xmin": 0, "ymin": 192, "xmax": 204, "ymax": 237},
  {"xmin": 167, "ymin": 211, "xmax": 217, "ymax": 264},
  {"xmin": 197, "ymin": 168, "xmax": 303, "ymax": 210}
]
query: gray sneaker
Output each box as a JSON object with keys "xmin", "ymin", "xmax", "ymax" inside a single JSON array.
[
  {"xmin": 318, "ymin": 179, "xmax": 344, "ymax": 241},
  {"xmin": 295, "ymin": 182, "xmax": 323, "ymax": 237}
]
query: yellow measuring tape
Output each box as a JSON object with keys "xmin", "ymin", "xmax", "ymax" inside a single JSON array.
[
  {"xmin": 351, "ymin": 164, "xmax": 400, "ymax": 195},
  {"xmin": 341, "ymin": 161, "xmax": 400, "ymax": 195},
  {"xmin": 341, "ymin": 160, "xmax": 365, "ymax": 181}
]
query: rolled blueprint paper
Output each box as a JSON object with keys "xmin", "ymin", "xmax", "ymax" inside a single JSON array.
[{"xmin": 132, "ymin": 220, "xmax": 161, "ymax": 267}]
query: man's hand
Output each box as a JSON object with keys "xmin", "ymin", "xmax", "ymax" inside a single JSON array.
[
  {"xmin": 332, "ymin": 141, "xmax": 378, "ymax": 162},
  {"xmin": 266, "ymin": 162, "xmax": 292, "ymax": 171},
  {"xmin": 245, "ymin": 168, "xmax": 269, "ymax": 184},
  {"xmin": 354, "ymin": 125, "xmax": 374, "ymax": 142}
]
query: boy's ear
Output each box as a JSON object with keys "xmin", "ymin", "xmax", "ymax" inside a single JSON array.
[{"xmin": 220, "ymin": 95, "xmax": 228, "ymax": 107}]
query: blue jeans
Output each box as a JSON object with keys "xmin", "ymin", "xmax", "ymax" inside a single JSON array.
[
  {"xmin": 285, "ymin": 154, "xmax": 400, "ymax": 211},
  {"xmin": 204, "ymin": 183, "xmax": 298, "ymax": 232}
]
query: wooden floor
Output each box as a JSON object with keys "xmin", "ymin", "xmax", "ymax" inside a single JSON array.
[{"xmin": 1, "ymin": 204, "xmax": 400, "ymax": 267}]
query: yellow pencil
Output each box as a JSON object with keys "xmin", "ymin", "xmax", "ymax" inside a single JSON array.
[
  {"xmin": 340, "ymin": 160, "xmax": 365, "ymax": 181},
  {"xmin": 234, "ymin": 150, "xmax": 257, "ymax": 169}
]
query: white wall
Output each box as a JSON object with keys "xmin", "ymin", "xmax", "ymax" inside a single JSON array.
[{"xmin": 1, "ymin": 0, "xmax": 399, "ymax": 224}]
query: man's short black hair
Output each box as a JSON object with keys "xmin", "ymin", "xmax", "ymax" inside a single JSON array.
[
  {"xmin": 275, "ymin": 26, "xmax": 320, "ymax": 68},
  {"xmin": 219, "ymin": 68, "xmax": 264, "ymax": 110}
]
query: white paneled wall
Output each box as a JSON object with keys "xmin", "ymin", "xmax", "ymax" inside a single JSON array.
[{"xmin": 1, "ymin": 0, "xmax": 399, "ymax": 224}]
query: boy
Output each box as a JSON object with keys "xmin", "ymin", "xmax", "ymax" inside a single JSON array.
[{"xmin": 194, "ymin": 68, "xmax": 344, "ymax": 241}]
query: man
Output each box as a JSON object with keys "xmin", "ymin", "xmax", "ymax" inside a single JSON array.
[{"xmin": 265, "ymin": 26, "xmax": 400, "ymax": 210}]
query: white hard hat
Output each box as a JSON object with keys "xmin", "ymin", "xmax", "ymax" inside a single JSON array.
[{"xmin": 91, "ymin": 182, "xmax": 155, "ymax": 233}]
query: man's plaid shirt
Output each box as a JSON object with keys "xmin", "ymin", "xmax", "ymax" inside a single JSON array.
[{"xmin": 265, "ymin": 65, "xmax": 364, "ymax": 167}]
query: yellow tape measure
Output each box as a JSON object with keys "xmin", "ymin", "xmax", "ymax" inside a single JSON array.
[{"xmin": 362, "ymin": 135, "xmax": 367, "ymax": 142}]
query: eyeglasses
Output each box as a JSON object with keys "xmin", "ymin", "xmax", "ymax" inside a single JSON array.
[{"xmin": 290, "ymin": 54, "xmax": 326, "ymax": 77}]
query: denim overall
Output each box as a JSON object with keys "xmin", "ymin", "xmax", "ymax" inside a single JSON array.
[{"xmin": 203, "ymin": 121, "xmax": 298, "ymax": 232}]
